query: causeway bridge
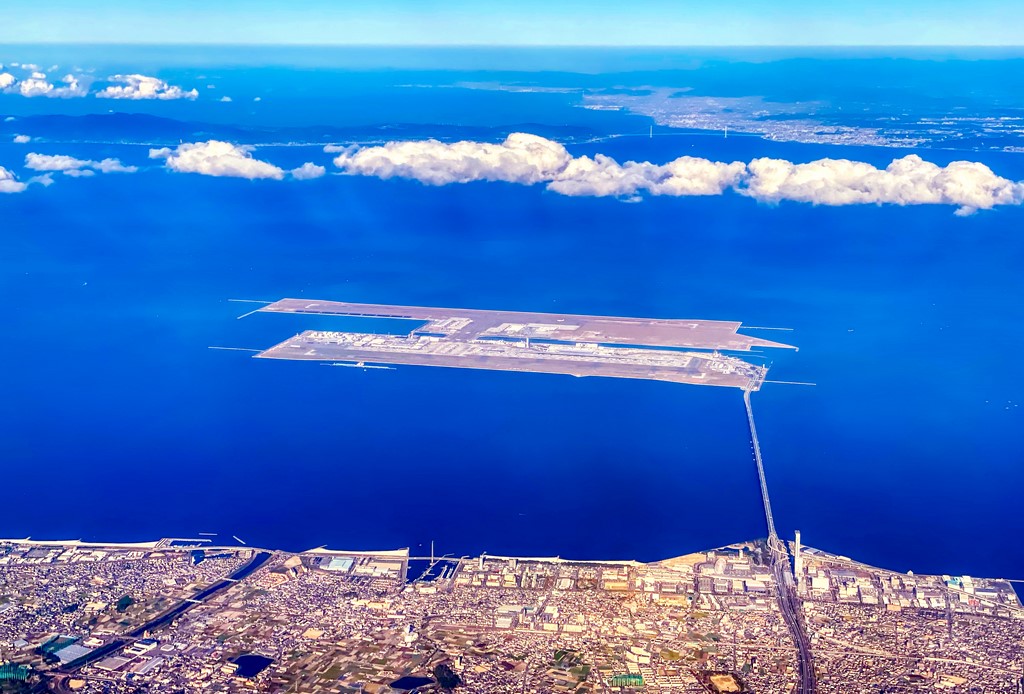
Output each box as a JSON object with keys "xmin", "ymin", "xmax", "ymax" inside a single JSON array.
[{"xmin": 743, "ymin": 389, "xmax": 817, "ymax": 694}]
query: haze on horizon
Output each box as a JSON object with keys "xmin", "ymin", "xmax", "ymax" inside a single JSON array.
[{"xmin": 3, "ymin": 0, "xmax": 1023, "ymax": 47}]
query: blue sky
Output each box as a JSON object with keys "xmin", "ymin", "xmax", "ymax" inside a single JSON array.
[{"xmin": 2, "ymin": 0, "xmax": 1022, "ymax": 46}]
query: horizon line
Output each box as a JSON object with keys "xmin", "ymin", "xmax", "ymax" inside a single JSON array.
[{"xmin": 3, "ymin": 42, "xmax": 1024, "ymax": 49}]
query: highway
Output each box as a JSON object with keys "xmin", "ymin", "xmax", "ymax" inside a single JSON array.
[
  {"xmin": 57, "ymin": 550, "xmax": 273, "ymax": 674},
  {"xmin": 743, "ymin": 390, "xmax": 817, "ymax": 694}
]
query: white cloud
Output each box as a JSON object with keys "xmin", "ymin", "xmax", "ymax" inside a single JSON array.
[
  {"xmin": 545, "ymin": 155, "xmax": 658, "ymax": 197},
  {"xmin": 0, "ymin": 166, "xmax": 27, "ymax": 194},
  {"xmin": 291, "ymin": 162, "xmax": 326, "ymax": 180},
  {"xmin": 91, "ymin": 158, "xmax": 137, "ymax": 174},
  {"xmin": 96, "ymin": 74, "xmax": 198, "ymax": 101},
  {"xmin": 13, "ymin": 134, "xmax": 30, "ymax": 144},
  {"xmin": 56, "ymin": 74, "xmax": 87, "ymax": 97},
  {"xmin": 149, "ymin": 140, "xmax": 284, "ymax": 180},
  {"xmin": 548, "ymin": 154, "xmax": 746, "ymax": 198},
  {"xmin": 331, "ymin": 133, "xmax": 748, "ymax": 195},
  {"xmin": 219, "ymin": 96, "xmax": 232, "ymax": 102},
  {"xmin": 331, "ymin": 133, "xmax": 1024, "ymax": 214},
  {"xmin": 25, "ymin": 152, "xmax": 138, "ymax": 175},
  {"xmin": 16, "ymin": 78, "xmax": 53, "ymax": 97},
  {"xmin": 333, "ymin": 133, "xmax": 573, "ymax": 186},
  {"xmin": 1, "ymin": 72, "xmax": 87, "ymax": 98},
  {"xmin": 25, "ymin": 153, "xmax": 82, "ymax": 171},
  {"xmin": 741, "ymin": 155, "xmax": 1024, "ymax": 215}
]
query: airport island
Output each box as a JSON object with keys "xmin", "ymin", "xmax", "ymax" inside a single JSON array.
[
  {"xmin": 2, "ymin": 301, "xmax": 1018, "ymax": 693},
  {"xmin": 247, "ymin": 299, "xmax": 795, "ymax": 391}
]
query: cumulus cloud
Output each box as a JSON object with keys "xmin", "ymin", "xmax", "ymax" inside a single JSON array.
[
  {"xmin": 1, "ymin": 72, "xmax": 86, "ymax": 98},
  {"xmin": 91, "ymin": 158, "xmax": 137, "ymax": 173},
  {"xmin": 55, "ymin": 74, "xmax": 87, "ymax": 97},
  {"xmin": 331, "ymin": 133, "xmax": 1024, "ymax": 214},
  {"xmin": 13, "ymin": 134, "xmax": 30, "ymax": 144},
  {"xmin": 15, "ymin": 78, "xmax": 53, "ymax": 97},
  {"xmin": 24, "ymin": 153, "xmax": 81, "ymax": 171},
  {"xmin": 25, "ymin": 152, "xmax": 138, "ymax": 175},
  {"xmin": 0, "ymin": 166, "xmax": 27, "ymax": 194},
  {"xmin": 96, "ymin": 74, "xmax": 198, "ymax": 101},
  {"xmin": 741, "ymin": 155, "xmax": 1024, "ymax": 215},
  {"xmin": 333, "ymin": 133, "xmax": 573, "ymax": 185},
  {"xmin": 331, "ymin": 134, "xmax": 744, "ymax": 193},
  {"xmin": 149, "ymin": 140, "xmax": 284, "ymax": 180},
  {"xmin": 291, "ymin": 162, "xmax": 326, "ymax": 180},
  {"xmin": 219, "ymin": 96, "xmax": 232, "ymax": 102},
  {"xmin": 549, "ymin": 154, "xmax": 746, "ymax": 198}
]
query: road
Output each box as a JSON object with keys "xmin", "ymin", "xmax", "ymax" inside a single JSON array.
[
  {"xmin": 772, "ymin": 555, "xmax": 817, "ymax": 694},
  {"xmin": 743, "ymin": 390, "xmax": 817, "ymax": 694},
  {"xmin": 58, "ymin": 550, "xmax": 273, "ymax": 674}
]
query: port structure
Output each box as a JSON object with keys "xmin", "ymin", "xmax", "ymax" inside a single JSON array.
[{"xmin": 252, "ymin": 299, "xmax": 795, "ymax": 391}]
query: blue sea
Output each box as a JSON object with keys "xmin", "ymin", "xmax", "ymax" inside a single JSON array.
[{"xmin": 1, "ymin": 47, "xmax": 1023, "ymax": 578}]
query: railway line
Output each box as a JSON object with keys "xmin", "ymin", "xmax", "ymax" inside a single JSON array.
[{"xmin": 743, "ymin": 390, "xmax": 817, "ymax": 694}]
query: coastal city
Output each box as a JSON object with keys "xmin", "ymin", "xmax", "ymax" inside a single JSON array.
[
  {"xmin": 0, "ymin": 302, "xmax": 1013, "ymax": 693},
  {"xmin": 1, "ymin": 536, "xmax": 1021, "ymax": 693},
  {"xmin": 5, "ymin": 5, "xmax": 1024, "ymax": 691}
]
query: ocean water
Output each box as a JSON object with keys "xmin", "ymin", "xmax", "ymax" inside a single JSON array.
[{"xmin": 1, "ymin": 47, "xmax": 1023, "ymax": 578}]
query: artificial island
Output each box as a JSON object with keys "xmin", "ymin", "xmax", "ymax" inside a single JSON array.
[{"xmin": 251, "ymin": 298, "xmax": 795, "ymax": 391}]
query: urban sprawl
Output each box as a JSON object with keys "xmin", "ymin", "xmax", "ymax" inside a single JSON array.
[{"xmin": 1, "ymin": 537, "xmax": 1022, "ymax": 693}]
